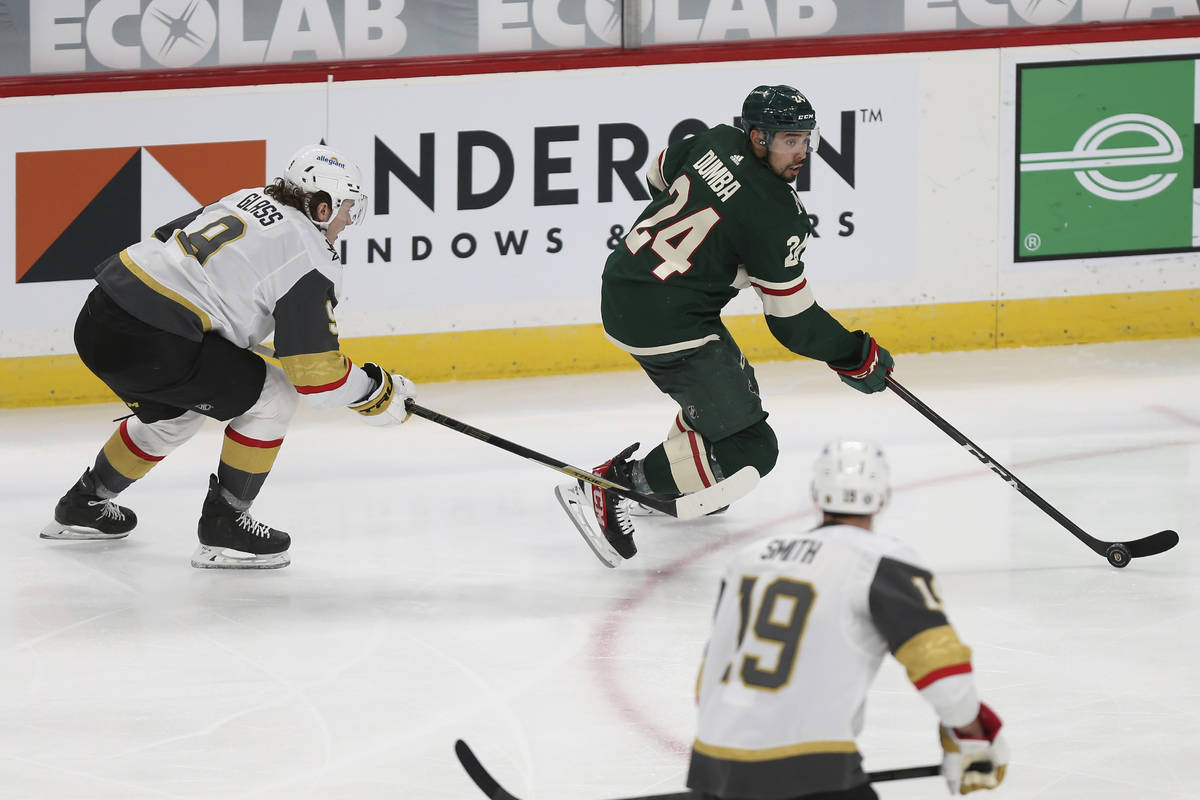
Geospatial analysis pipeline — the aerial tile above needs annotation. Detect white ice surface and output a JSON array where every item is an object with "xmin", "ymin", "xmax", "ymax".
[{"xmin": 2, "ymin": 339, "xmax": 1198, "ymax": 800}]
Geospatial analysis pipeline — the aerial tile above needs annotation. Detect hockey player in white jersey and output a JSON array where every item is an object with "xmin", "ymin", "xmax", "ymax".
[
  {"xmin": 688, "ymin": 441, "xmax": 1008, "ymax": 799},
  {"xmin": 39, "ymin": 144, "xmax": 415, "ymax": 569}
]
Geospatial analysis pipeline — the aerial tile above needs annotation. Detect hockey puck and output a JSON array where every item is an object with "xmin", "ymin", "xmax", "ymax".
[{"xmin": 1105, "ymin": 543, "xmax": 1131, "ymax": 569}]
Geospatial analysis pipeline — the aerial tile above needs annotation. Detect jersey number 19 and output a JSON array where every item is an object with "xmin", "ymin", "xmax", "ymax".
[{"xmin": 721, "ymin": 575, "xmax": 817, "ymax": 691}]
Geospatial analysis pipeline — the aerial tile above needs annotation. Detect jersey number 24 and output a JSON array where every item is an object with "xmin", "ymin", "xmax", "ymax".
[{"xmin": 625, "ymin": 174, "xmax": 721, "ymax": 282}]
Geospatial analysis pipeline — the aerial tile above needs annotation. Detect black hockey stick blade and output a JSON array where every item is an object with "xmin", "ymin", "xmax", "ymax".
[
  {"xmin": 455, "ymin": 739, "xmax": 514, "ymax": 800},
  {"xmin": 454, "ymin": 739, "xmax": 940, "ymax": 800},
  {"xmin": 1125, "ymin": 529, "xmax": 1179, "ymax": 559},
  {"xmin": 885, "ymin": 376, "xmax": 1180, "ymax": 567}
]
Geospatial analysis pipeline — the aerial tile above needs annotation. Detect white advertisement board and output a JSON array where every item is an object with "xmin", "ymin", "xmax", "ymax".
[
  {"xmin": 328, "ymin": 58, "xmax": 920, "ymax": 335},
  {"xmin": 996, "ymin": 38, "xmax": 1200, "ymax": 302},
  {"xmin": 0, "ymin": 57, "xmax": 921, "ymax": 356}
]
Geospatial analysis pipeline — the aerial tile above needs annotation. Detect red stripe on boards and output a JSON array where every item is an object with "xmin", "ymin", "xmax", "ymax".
[{"xmin": 3, "ymin": 20, "xmax": 1199, "ymax": 99}]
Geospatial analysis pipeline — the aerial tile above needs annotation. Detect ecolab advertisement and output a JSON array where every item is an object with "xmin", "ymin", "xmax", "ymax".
[
  {"xmin": 5, "ymin": 0, "xmax": 1197, "ymax": 77},
  {"xmin": 0, "ymin": 58, "xmax": 919, "ymax": 355}
]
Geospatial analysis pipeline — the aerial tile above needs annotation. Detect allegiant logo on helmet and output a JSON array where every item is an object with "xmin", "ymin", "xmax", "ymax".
[{"xmin": 316, "ymin": 154, "xmax": 347, "ymax": 169}]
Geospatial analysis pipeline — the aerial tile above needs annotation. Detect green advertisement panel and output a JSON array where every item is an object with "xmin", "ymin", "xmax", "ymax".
[{"xmin": 1016, "ymin": 55, "xmax": 1198, "ymax": 261}]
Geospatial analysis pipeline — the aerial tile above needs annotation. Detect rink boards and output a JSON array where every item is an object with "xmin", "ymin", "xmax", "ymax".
[{"xmin": 1, "ymin": 36, "xmax": 1197, "ymax": 406}]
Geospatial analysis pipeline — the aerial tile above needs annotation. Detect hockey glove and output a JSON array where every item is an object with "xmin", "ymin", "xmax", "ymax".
[
  {"xmin": 940, "ymin": 703, "xmax": 1009, "ymax": 795},
  {"xmin": 349, "ymin": 362, "xmax": 416, "ymax": 426},
  {"xmin": 829, "ymin": 331, "xmax": 893, "ymax": 394}
]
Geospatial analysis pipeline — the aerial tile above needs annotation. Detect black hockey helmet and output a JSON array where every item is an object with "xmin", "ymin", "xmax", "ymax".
[{"xmin": 741, "ymin": 85, "xmax": 819, "ymax": 149}]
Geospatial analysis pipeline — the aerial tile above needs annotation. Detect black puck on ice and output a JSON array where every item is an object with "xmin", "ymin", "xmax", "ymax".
[{"xmin": 1105, "ymin": 543, "xmax": 1131, "ymax": 569}]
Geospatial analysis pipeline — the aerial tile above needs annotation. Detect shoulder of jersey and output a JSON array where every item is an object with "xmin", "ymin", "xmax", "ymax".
[
  {"xmin": 254, "ymin": 198, "xmax": 340, "ymax": 264},
  {"xmin": 851, "ymin": 527, "xmax": 927, "ymax": 568},
  {"xmin": 704, "ymin": 125, "xmax": 795, "ymax": 205},
  {"xmin": 699, "ymin": 124, "xmax": 751, "ymax": 168},
  {"xmin": 781, "ymin": 525, "xmax": 925, "ymax": 566}
]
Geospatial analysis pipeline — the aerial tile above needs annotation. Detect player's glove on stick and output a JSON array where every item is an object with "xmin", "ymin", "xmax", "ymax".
[
  {"xmin": 940, "ymin": 703, "xmax": 1009, "ymax": 795},
  {"xmin": 349, "ymin": 362, "xmax": 416, "ymax": 426},
  {"xmin": 829, "ymin": 331, "xmax": 893, "ymax": 394}
]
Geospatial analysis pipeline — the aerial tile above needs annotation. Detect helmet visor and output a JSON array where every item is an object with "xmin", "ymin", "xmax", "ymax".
[
  {"xmin": 340, "ymin": 192, "xmax": 369, "ymax": 226},
  {"xmin": 766, "ymin": 127, "xmax": 820, "ymax": 161}
]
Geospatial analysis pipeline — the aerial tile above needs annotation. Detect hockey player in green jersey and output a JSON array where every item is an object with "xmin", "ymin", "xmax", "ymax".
[{"xmin": 558, "ymin": 85, "xmax": 894, "ymax": 565}]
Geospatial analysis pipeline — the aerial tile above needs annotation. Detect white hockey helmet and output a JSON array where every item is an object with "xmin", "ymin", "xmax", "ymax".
[
  {"xmin": 283, "ymin": 144, "xmax": 368, "ymax": 229},
  {"xmin": 810, "ymin": 440, "xmax": 891, "ymax": 515}
]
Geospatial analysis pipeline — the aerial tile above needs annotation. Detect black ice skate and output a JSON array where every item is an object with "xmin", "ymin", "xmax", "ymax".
[
  {"xmin": 554, "ymin": 443, "xmax": 640, "ymax": 568},
  {"xmin": 588, "ymin": 443, "xmax": 639, "ymax": 559},
  {"xmin": 191, "ymin": 475, "xmax": 291, "ymax": 570},
  {"xmin": 39, "ymin": 469, "xmax": 137, "ymax": 540}
]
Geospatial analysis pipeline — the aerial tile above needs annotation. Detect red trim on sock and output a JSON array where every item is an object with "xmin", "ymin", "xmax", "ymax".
[
  {"xmin": 119, "ymin": 419, "xmax": 164, "ymax": 462},
  {"xmin": 675, "ymin": 412, "xmax": 712, "ymax": 488},
  {"xmin": 688, "ymin": 431, "xmax": 713, "ymax": 488},
  {"xmin": 224, "ymin": 426, "xmax": 284, "ymax": 449}
]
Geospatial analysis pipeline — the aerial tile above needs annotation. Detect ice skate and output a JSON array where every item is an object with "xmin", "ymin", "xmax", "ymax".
[
  {"xmin": 587, "ymin": 443, "xmax": 640, "ymax": 558},
  {"xmin": 556, "ymin": 480, "xmax": 623, "ymax": 567},
  {"xmin": 39, "ymin": 469, "xmax": 137, "ymax": 540},
  {"xmin": 191, "ymin": 475, "xmax": 291, "ymax": 569},
  {"xmin": 555, "ymin": 443, "xmax": 640, "ymax": 566}
]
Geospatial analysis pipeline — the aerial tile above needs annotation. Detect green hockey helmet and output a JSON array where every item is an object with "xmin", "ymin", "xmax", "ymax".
[{"xmin": 741, "ymin": 85, "xmax": 820, "ymax": 152}]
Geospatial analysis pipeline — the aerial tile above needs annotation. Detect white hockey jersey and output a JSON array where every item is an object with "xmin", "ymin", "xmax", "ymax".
[
  {"xmin": 94, "ymin": 187, "xmax": 372, "ymax": 407},
  {"xmin": 687, "ymin": 524, "xmax": 980, "ymax": 799}
]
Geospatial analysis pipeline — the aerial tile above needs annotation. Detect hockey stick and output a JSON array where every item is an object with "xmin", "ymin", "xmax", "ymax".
[
  {"xmin": 404, "ymin": 401, "xmax": 757, "ymax": 521},
  {"xmin": 454, "ymin": 739, "xmax": 940, "ymax": 800},
  {"xmin": 251, "ymin": 343, "xmax": 755, "ymax": 520},
  {"xmin": 885, "ymin": 375, "xmax": 1178, "ymax": 568}
]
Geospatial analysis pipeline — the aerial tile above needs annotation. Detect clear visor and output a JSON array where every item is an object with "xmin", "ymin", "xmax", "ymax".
[
  {"xmin": 334, "ymin": 193, "xmax": 368, "ymax": 226},
  {"xmin": 766, "ymin": 128, "xmax": 820, "ymax": 159}
]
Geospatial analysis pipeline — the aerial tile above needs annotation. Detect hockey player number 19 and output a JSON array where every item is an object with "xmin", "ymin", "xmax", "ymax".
[
  {"xmin": 625, "ymin": 175, "xmax": 721, "ymax": 282},
  {"xmin": 722, "ymin": 575, "xmax": 817, "ymax": 691}
]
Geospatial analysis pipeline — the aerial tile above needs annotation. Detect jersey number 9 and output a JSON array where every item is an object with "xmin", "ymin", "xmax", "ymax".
[
  {"xmin": 722, "ymin": 575, "xmax": 817, "ymax": 691},
  {"xmin": 175, "ymin": 214, "xmax": 247, "ymax": 267}
]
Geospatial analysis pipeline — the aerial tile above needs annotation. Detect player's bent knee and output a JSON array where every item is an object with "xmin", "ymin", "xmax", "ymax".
[
  {"xmin": 712, "ymin": 419, "xmax": 778, "ymax": 479},
  {"xmin": 230, "ymin": 364, "xmax": 299, "ymax": 441},
  {"xmin": 266, "ymin": 364, "xmax": 300, "ymax": 424}
]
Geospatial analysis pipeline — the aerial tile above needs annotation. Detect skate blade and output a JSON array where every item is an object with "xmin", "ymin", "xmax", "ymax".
[
  {"xmin": 39, "ymin": 520, "xmax": 130, "ymax": 540},
  {"xmin": 555, "ymin": 482, "xmax": 622, "ymax": 568},
  {"xmin": 190, "ymin": 544, "xmax": 290, "ymax": 570},
  {"xmin": 628, "ymin": 501, "xmax": 667, "ymax": 517}
]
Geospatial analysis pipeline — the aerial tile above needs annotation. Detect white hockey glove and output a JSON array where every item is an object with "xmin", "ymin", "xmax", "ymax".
[
  {"xmin": 348, "ymin": 362, "xmax": 416, "ymax": 426},
  {"xmin": 940, "ymin": 703, "xmax": 1009, "ymax": 795}
]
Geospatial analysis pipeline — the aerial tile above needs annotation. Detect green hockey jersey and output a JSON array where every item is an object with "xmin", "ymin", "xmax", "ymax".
[{"xmin": 601, "ymin": 124, "xmax": 859, "ymax": 363}]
